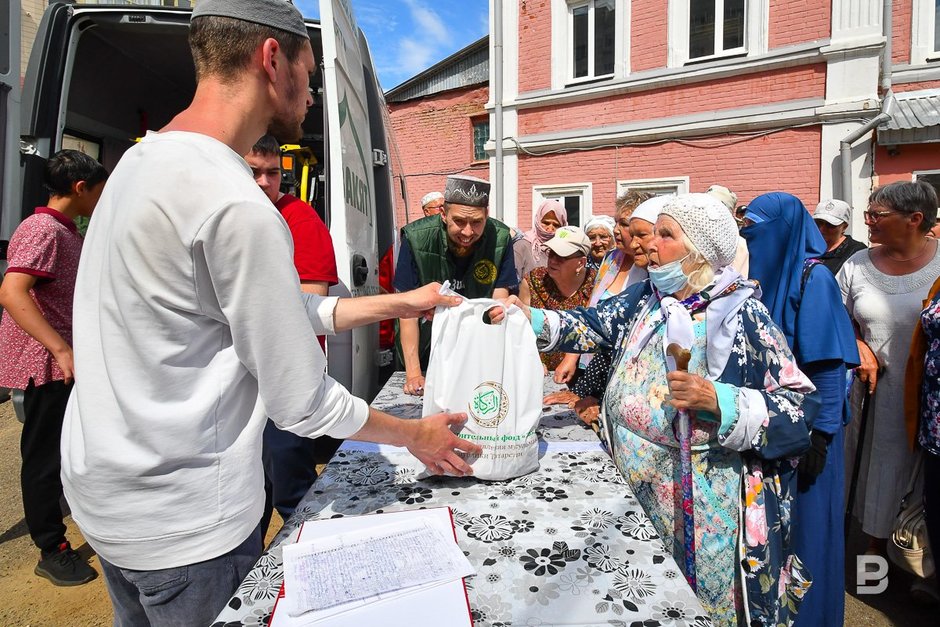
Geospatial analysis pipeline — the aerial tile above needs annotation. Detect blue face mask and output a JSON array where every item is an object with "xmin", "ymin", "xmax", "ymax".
[{"xmin": 648, "ymin": 255, "xmax": 689, "ymax": 295}]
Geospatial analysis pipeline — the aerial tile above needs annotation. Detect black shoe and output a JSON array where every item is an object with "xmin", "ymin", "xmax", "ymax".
[{"xmin": 35, "ymin": 542, "xmax": 97, "ymax": 586}]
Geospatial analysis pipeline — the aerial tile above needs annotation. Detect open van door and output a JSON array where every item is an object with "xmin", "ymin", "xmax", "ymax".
[
  {"xmin": 320, "ymin": 0, "xmax": 395, "ymax": 400},
  {"xmin": 0, "ymin": 0, "xmax": 22, "ymax": 407},
  {"xmin": 0, "ymin": 0, "xmax": 24, "ymax": 246}
]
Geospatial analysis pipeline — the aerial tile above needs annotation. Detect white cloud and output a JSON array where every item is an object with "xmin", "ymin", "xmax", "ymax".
[
  {"xmin": 395, "ymin": 38, "xmax": 435, "ymax": 76},
  {"xmin": 402, "ymin": 0, "xmax": 447, "ymax": 41}
]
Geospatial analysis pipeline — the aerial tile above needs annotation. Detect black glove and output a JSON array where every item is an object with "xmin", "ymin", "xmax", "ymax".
[{"xmin": 798, "ymin": 430, "xmax": 832, "ymax": 485}]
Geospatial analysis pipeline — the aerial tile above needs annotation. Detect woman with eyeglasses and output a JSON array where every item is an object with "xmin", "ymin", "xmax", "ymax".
[
  {"xmin": 838, "ymin": 180, "xmax": 940, "ymax": 560},
  {"xmin": 521, "ymin": 226, "xmax": 596, "ymax": 377}
]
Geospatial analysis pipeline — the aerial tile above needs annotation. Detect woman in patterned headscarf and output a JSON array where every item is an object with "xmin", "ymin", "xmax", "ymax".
[
  {"xmin": 522, "ymin": 198, "xmax": 568, "ymax": 269},
  {"xmin": 502, "ymin": 193, "xmax": 820, "ymax": 626}
]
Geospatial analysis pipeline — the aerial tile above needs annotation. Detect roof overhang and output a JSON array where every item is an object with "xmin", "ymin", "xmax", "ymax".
[{"xmin": 878, "ymin": 90, "xmax": 940, "ymax": 145}]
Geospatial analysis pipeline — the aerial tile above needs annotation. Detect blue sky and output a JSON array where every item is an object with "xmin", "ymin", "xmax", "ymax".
[{"xmin": 294, "ymin": 0, "xmax": 489, "ymax": 91}]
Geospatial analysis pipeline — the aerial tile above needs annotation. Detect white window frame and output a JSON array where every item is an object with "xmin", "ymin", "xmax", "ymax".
[
  {"xmin": 667, "ymin": 0, "xmax": 768, "ymax": 68},
  {"xmin": 532, "ymin": 183, "xmax": 593, "ymax": 229},
  {"xmin": 616, "ymin": 176, "xmax": 690, "ymax": 197},
  {"xmin": 911, "ymin": 0, "xmax": 940, "ymax": 65},
  {"xmin": 552, "ymin": 0, "xmax": 628, "ymax": 89}
]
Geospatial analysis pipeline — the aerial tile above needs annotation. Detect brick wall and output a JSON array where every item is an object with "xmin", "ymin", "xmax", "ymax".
[
  {"xmin": 893, "ymin": 0, "xmax": 912, "ymax": 65},
  {"xmin": 894, "ymin": 80, "xmax": 940, "ymax": 92},
  {"xmin": 515, "ymin": 126, "xmax": 822, "ymax": 229},
  {"xmin": 518, "ymin": 64, "xmax": 827, "ymax": 136},
  {"xmin": 769, "ymin": 0, "xmax": 830, "ymax": 49},
  {"xmin": 388, "ymin": 85, "xmax": 490, "ymax": 228},
  {"xmin": 518, "ymin": 0, "xmax": 552, "ymax": 93},
  {"xmin": 631, "ymin": 1, "xmax": 668, "ymax": 72},
  {"xmin": 875, "ymin": 143, "xmax": 940, "ymax": 185}
]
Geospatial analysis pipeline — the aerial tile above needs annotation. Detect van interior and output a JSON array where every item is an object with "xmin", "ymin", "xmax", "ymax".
[{"xmin": 46, "ymin": 10, "xmax": 327, "ymax": 212}]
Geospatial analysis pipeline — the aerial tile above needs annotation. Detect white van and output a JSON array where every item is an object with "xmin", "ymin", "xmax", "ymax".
[{"xmin": 0, "ymin": 0, "xmax": 404, "ymax": 405}]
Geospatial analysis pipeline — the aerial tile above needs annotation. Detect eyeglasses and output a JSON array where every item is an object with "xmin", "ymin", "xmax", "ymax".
[{"xmin": 863, "ymin": 209, "xmax": 899, "ymax": 223}]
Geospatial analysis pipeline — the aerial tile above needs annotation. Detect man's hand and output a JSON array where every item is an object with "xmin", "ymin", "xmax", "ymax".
[
  {"xmin": 543, "ymin": 390, "xmax": 579, "ymax": 406},
  {"xmin": 402, "ymin": 283, "xmax": 462, "ymax": 321},
  {"xmin": 855, "ymin": 339, "xmax": 879, "ymax": 395},
  {"xmin": 666, "ymin": 371, "xmax": 719, "ymax": 414},
  {"xmin": 404, "ymin": 373, "xmax": 426, "ymax": 396},
  {"xmin": 406, "ymin": 412, "xmax": 482, "ymax": 476},
  {"xmin": 553, "ymin": 354, "xmax": 579, "ymax": 384},
  {"xmin": 53, "ymin": 346, "xmax": 75, "ymax": 385}
]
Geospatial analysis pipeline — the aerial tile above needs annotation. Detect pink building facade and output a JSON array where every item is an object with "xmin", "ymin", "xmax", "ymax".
[
  {"xmin": 484, "ymin": 0, "xmax": 940, "ymax": 239},
  {"xmin": 388, "ymin": 84, "xmax": 490, "ymax": 228},
  {"xmin": 386, "ymin": 37, "xmax": 490, "ymax": 229}
]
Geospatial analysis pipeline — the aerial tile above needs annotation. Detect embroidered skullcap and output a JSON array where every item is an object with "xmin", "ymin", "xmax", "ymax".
[
  {"xmin": 659, "ymin": 193, "xmax": 739, "ymax": 269},
  {"xmin": 583, "ymin": 215, "xmax": 615, "ymax": 236},
  {"xmin": 444, "ymin": 175, "xmax": 490, "ymax": 207},
  {"xmin": 630, "ymin": 195, "xmax": 673, "ymax": 225},
  {"xmin": 192, "ymin": 0, "xmax": 309, "ymax": 39},
  {"xmin": 421, "ymin": 191, "xmax": 444, "ymax": 207},
  {"xmin": 814, "ymin": 199, "xmax": 852, "ymax": 226},
  {"xmin": 706, "ymin": 184, "xmax": 738, "ymax": 212}
]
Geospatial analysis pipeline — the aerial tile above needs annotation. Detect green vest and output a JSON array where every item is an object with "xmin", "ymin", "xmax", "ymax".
[{"xmin": 395, "ymin": 215, "xmax": 511, "ymax": 369}]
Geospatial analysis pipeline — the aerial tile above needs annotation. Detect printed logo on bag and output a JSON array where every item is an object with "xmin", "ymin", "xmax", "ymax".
[
  {"xmin": 469, "ymin": 381, "xmax": 509, "ymax": 428},
  {"xmin": 473, "ymin": 259, "xmax": 497, "ymax": 285}
]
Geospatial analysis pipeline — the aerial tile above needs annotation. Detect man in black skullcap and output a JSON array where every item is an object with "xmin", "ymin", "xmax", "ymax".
[
  {"xmin": 394, "ymin": 174, "xmax": 518, "ymax": 395},
  {"xmin": 60, "ymin": 2, "xmax": 479, "ymax": 623}
]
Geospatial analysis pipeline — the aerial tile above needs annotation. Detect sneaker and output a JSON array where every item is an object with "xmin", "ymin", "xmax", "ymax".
[{"xmin": 35, "ymin": 542, "xmax": 97, "ymax": 586}]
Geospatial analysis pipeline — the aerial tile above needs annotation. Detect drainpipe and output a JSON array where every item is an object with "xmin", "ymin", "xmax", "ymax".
[
  {"xmin": 493, "ymin": 0, "xmax": 504, "ymax": 221},
  {"xmin": 837, "ymin": 0, "xmax": 893, "ymax": 206},
  {"xmin": 839, "ymin": 112, "xmax": 891, "ymax": 205},
  {"xmin": 881, "ymin": 0, "xmax": 892, "ymax": 94}
]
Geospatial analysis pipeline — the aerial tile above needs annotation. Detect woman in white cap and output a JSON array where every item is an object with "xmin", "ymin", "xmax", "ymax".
[
  {"xmin": 503, "ymin": 193, "xmax": 819, "ymax": 625},
  {"xmin": 812, "ymin": 198, "xmax": 867, "ymax": 274},
  {"xmin": 548, "ymin": 191, "xmax": 652, "ymax": 388},
  {"xmin": 583, "ymin": 215, "xmax": 616, "ymax": 271},
  {"xmin": 521, "ymin": 226, "xmax": 596, "ymax": 375},
  {"xmin": 547, "ymin": 195, "xmax": 671, "ymax": 422}
]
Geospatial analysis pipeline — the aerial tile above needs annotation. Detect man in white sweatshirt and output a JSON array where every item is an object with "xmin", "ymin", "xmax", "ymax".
[{"xmin": 60, "ymin": 1, "xmax": 480, "ymax": 624}]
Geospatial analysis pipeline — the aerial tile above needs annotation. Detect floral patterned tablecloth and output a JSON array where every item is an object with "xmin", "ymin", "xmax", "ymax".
[{"xmin": 212, "ymin": 373, "xmax": 713, "ymax": 627}]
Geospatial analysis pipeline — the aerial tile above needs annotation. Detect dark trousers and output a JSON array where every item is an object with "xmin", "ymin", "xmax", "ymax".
[
  {"xmin": 100, "ymin": 528, "xmax": 261, "ymax": 627},
  {"xmin": 21, "ymin": 379, "xmax": 72, "ymax": 554},
  {"xmin": 924, "ymin": 451, "xmax": 940, "ymax": 592},
  {"xmin": 258, "ymin": 420, "xmax": 318, "ymax": 537}
]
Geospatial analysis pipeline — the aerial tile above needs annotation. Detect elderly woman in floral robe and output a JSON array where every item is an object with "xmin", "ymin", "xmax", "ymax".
[{"xmin": 508, "ymin": 194, "xmax": 819, "ymax": 626}]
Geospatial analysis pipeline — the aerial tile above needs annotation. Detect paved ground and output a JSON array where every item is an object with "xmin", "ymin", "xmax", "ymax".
[{"xmin": 0, "ymin": 396, "xmax": 933, "ymax": 625}]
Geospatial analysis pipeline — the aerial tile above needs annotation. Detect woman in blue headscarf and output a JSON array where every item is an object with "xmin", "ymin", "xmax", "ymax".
[{"xmin": 741, "ymin": 192, "xmax": 860, "ymax": 627}]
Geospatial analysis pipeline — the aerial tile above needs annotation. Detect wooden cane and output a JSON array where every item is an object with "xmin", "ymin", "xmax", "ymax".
[{"xmin": 667, "ymin": 342, "xmax": 697, "ymax": 592}]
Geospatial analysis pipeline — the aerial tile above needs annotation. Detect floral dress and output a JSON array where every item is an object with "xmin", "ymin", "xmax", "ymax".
[
  {"xmin": 526, "ymin": 266, "xmax": 596, "ymax": 371},
  {"xmin": 918, "ymin": 290, "xmax": 940, "ymax": 455},
  {"xmin": 535, "ymin": 280, "xmax": 818, "ymax": 627}
]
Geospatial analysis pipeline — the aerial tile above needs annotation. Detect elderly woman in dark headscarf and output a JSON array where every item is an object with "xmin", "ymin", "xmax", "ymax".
[
  {"xmin": 503, "ymin": 193, "xmax": 820, "ymax": 625},
  {"xmin": 741, "ymin": 192, "xmax": 859, "ymax": 627}
]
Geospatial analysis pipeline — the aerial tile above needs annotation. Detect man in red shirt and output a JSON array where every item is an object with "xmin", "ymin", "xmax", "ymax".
[
  {"xmin": 0, "ymin": 150, "xmax": 107, "ymax": 585},
  {"xmin": 244, "ymin": 135, "xmax": 338, "ymax": 535}
]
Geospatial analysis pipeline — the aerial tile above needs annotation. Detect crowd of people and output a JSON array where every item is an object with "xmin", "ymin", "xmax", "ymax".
[
  {"xmin": 399, "ymin": 175, "xmax": 940, "ymax": 625},
  {"xmin": 0, "ymin": 0, "xmax": 937, "ymax": 626}
]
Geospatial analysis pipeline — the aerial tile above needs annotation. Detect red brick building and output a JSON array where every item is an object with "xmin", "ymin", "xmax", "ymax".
[
  {"xmin": 386, "ymin": 37, "xmax": 490, "ymax": 229},
  {"xmin": 490, "ymin": 0, "xmax": 940, "ymax": 237}
]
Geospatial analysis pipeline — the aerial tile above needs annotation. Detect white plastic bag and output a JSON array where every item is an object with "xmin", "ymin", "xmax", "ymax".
[{"xmin": 422, "ymin": 294, "xmax": 543, "ymax": 480}]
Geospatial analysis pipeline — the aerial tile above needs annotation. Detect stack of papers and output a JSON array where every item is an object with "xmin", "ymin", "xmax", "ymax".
[{"xmin": 271, "ymin": 507, "xmax": 474, "ymax": 626}]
